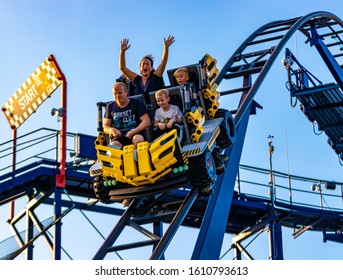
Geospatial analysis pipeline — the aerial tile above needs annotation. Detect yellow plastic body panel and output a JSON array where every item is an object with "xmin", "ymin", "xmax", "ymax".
[
  {"xmin": 123, "ymin": 145, "xmax": 137, "ymax": 177},
  {"xmin": 150, "ymin": 129, "xmax": 178, "ymax": 170},
  {"xmin": 203, "ymin": 53, "xmax": 219, "ymax": 91},
  {"xmin": 95, "ymin": 129, "xmax": 183, "ymax": 186},
  {"xmin": 136, "ymin": 141, "xmax": 152, "ymax": 175},
  {"xmin": 201, "ymin": 54, "xmax": 221, "ymax": 119},
  {"xmin": 186, "ymin": 107, "xmax": 206, "ymax": 143},
  {"xmin": 94, "ymin": 131, "xmax": 106, "ymax": 146},
  {"xmin": 202, "ymin": 88, "xmax": 220, "ymax": 118},
  {"xmin": 191, "ymin": 126, "xmax": 204, "ymax": 143},
  {"xmin": 96, "ymin": 144, "xmax": 123, "ymax": 179}
]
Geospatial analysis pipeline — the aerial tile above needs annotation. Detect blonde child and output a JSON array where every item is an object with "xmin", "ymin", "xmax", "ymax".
[
  {"xmin": 153, "ymin": 89, "xmax": 182, "ymax": 136},
  {"xmin": 173, "ymin": 67, "xmax": 189, "ymax": 85},
  {"xmin": 174, "ymin": 67, "xmax": 198, "ymax": 109}
]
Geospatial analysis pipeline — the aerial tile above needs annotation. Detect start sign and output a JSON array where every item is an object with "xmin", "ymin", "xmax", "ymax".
[{"xmin": 2, "ymin": 56, "xmax": 63, "ymax": 129}]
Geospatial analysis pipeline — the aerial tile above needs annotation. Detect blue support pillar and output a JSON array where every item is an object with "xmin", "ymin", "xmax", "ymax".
[
  {"xmin": 54, "ymin": 187, "xmax": 63, "ymax": 260},
  {"xmin": 234, "ymin": 245, "xmax": 242, "ymax": 260},
  {"xmin": 268, "ymin": 221, "xmax": 283, "ymax": 260},
  {"xmin": 93, "ymin": 198, "xmax": 143, "ymax": 260},
  {"xmin": 153, "ymin": 222, "xmax": 165, "ymax": 260},
  {"xmin": 150, "ymin": 187, "xmax": 199, "ymax": 260},
  {"xmin": 25, "ymin": 206, "xmax": 34, "ymax": 260},
  {"xmin": 192, "ymin": 103, "xmax": 252, "ymax": 260}
]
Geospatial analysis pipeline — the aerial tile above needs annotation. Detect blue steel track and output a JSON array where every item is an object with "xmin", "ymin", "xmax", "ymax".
[{"xmin": 1, "ymin": 11, "xmax": 343, "ymax": 260}]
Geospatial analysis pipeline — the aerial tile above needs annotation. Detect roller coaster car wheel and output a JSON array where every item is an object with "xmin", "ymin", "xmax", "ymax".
[
  {"xmin": 93, "ymin": 176, "xmax": 111, "ymax": 203},
  {"xmin": 215, "ymin": 108, "xmax": 236, "ymax": 149},
  {"xmin": 212, "ymin": 151, "xmax": 225, "ymax": 175},
  {"xmin": 189, "ymin": 151, "xmax": 216, "ymax": 195}
]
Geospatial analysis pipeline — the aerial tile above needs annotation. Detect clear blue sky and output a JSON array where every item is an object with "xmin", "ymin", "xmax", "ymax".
[{"xmin": 1, "ymin": 0, "xmax": 343, "ymax": 260}]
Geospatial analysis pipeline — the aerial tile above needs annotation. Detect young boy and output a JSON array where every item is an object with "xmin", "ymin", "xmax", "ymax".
[
  {"xmin": 153, "ymin": 89, "xmax": 182, "ymax": 138},
  {"xmin": 173, "ymin": 67, "xmax": 198, "ymax": 109},
  {"xmin": 173, "ymin": 67, "xmax": 189, "ymax": 85}
]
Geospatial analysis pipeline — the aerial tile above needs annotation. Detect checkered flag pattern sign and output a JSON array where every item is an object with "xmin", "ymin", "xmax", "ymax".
[{"xmin": 2, "ymin": 57, "xmax": 62, "ymax": 129}]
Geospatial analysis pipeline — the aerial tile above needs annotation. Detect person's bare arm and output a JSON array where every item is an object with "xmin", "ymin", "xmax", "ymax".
[
  {"xmin": 119, "ymin": 38, "xmax": 138, "ymax": 81},
  {"xmin": 154, "ymin": 119, "xmax": 167, "ymax": 130},
  {"xmin": 126, "ymin": 113, "xmax": 150, "ymax": 138},
  {"xmin": 154, "ymin": 35, "xmax": 175, "ymax": 77},
  {"xmin": 103, "ymin": 118, "xmax": 122, "ymax": 138}
]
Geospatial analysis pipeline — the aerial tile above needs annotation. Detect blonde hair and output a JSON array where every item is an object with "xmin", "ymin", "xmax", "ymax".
[
  {"xmin": 173, "ymin": 67, "xmax": 189, "ymax": 77},
  {"xmin": 112, "ymin": 81, "xmax": 128, "ymax": 93},
  {"xmin": 155, "ymin": 89, "xmax": 169, "ymax": 98}
]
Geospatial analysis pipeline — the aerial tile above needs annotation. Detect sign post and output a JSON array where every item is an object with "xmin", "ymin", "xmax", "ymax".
[{"xmin": 2, "ymin": 55, "xmax": 66, "ymax": 259}]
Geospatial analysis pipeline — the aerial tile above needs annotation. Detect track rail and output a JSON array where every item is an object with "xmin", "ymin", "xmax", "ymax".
[{"xmin": 216, "ymin": 11, "xmax": 343, "ymax": 125}]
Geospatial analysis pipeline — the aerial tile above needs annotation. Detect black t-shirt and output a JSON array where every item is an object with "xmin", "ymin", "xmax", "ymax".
[
  {"xmin": 104, "ymin": 98, "xmax": 147, "ymax": 133},
  {"xmin": 133, "ymin": 73, "xmax": 164, "ymax": 103}
]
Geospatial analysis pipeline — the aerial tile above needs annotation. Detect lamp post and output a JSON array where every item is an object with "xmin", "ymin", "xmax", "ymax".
[{"xmin": 268, "ymin": 135, "xmax": 275, "ymax": 205}]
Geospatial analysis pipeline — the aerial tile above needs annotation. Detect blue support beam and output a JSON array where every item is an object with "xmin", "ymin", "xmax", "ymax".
[
  {"xmin": 309, "ymin": 23, "xmax": 343, "ymax": 91},
  {"xmin": 191, "ymin": 102, "xmax": 252, "ymax": 260},
  {"xmin": 323, "ymin": 232, "xmax": 343, "ymax": 243},
  {"xmin": 93, "ymin": 198, "xmax": 143, "ymax": 260},
  {"xmin": 54, "ymin": 187, "xmax": 63, "ymax": 260},
  {"xmin": 153, "ymin": 222, "xmax": 165, "ymax": 260},
  {"xmin": 25, "ymin": 202, "xmax": 34, "ymax": 260},
  {"xmin": 150, "ymin": 187, "xmax": 199, "ymax": 260},
  {"xmin": 268, "ymin": 221, "xmax": 284, "ymax": 260}
]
